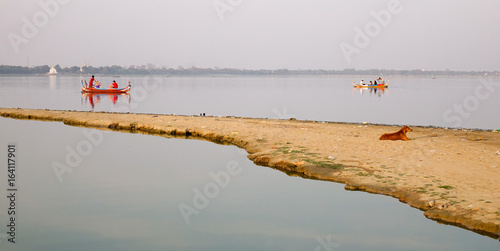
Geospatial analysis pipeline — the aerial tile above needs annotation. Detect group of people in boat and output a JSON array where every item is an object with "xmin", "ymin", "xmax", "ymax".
[
  {"xmin": 87, "ymin": 75, "xmax": 119, "ymax": 89},
  {"xmin": 359, "ymin": 77, "xmax": 385, "ymax": 86}
]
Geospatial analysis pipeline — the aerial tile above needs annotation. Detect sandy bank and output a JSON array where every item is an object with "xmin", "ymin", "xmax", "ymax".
[{"xmin": 1, "ymin": 108, "xmax": 499, "ymax": 239}]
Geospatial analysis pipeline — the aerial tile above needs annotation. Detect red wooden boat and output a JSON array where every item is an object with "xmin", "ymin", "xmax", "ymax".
[{"xmin": 81, "ymin": 81, "xmax": 131, "ymax": 93}]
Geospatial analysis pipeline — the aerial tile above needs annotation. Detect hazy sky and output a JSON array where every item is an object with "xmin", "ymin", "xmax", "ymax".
[{"xmin": 1, "ymin": 0, "xmax": 499, "ymax": 71}]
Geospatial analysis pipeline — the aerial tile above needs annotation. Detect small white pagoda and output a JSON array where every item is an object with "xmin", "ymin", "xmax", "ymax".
[
  {"xmin": 48, "ymin": 66, "xmax": 58, "ymax": 75},
  {"xmin": 80, "ymin": 61, "xmax": 88, "ymax": 73}
]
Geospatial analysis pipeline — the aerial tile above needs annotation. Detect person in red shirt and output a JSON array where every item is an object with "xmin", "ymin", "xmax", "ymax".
[
  {"xmin": 108, "ymin": 80, "xmax": 118, "ymax": 89},
  {"xmin": 88, "ymin": 75, "xmax": 95, "ymax": 88}
]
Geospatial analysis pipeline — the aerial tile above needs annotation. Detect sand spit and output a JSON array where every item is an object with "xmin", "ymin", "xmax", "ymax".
[{"xmin": 1, "ymin": 108, "xmax": 499, "ymax": 239}]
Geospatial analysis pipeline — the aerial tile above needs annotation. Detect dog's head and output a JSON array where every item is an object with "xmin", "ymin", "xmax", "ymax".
[{"xmin": 403, "ymin": 125, "xmax": 412, "ymax": 133}]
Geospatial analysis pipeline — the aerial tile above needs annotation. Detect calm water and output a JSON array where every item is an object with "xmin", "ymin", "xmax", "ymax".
[
  {"xmin": 0, "ymin": 117, "xmax": 498, "ymax": 251},
  {"xmin": 0, "ymin": 75, "xmax": 499, "ymax": 129}
]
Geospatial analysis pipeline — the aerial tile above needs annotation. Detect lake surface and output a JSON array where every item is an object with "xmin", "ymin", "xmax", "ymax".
[
  {"xmin": 0, "ymin": 75, "xmax": 499, "ymax": 130},
  {"xmin": 0, "ymin": 117, "xmax": 498, "ymax": 251}
]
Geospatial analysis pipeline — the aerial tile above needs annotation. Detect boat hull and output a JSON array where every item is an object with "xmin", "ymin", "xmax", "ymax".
[
  {"xmin": 352, "ymin": 80, "xmax": 388, "ymax": 88},
  {"xmin": 353, "ymin": 84, "xmax": 388, "ymax": 88}
]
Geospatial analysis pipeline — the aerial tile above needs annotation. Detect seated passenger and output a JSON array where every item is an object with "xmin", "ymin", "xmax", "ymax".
[
  {"xmin": 377, "ymin": 77, "xmax": 384, "ymax": 85},
  {"xmin": 108, "ymin": 80, "xmax": 118, "ymax": 89}
]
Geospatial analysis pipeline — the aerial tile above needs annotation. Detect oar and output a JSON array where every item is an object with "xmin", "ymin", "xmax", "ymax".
[{"xmin": 81, "ymin": 80, "xmax": 86, "ymax": 88}]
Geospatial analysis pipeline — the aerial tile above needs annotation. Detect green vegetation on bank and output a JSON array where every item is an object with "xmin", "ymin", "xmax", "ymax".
[{"xmin": 0, "ymin": 64, "xmax": 498, "ymax": 76}]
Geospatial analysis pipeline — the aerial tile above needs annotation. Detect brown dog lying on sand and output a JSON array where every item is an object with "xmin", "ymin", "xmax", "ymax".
[{"xmin": 379, "ymin": 125, "xmax": 412, "ymax": 141}]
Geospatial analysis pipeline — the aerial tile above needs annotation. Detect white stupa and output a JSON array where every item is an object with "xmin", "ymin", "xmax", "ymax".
[
  {"xmin": 48, "ymin": 66, "xmax": 58, "ymax": 75},
  {"xmin": 80, "ymin": 61, "xmax": 87, "ymax": 72}
]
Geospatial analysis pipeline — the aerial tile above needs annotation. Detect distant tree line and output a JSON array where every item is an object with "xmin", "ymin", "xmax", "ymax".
[
  {"xmin": 0, "ymin": 65, "xmax": 51, "ymax": 74},
  {"xmin": 0, "ymin": 64, "xmax": 497, "ymax": 76}
]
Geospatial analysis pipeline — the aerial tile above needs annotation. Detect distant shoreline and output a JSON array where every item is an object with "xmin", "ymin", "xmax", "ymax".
[
  {"xmin": 1, "ymin": 108, "xmax": 499, "ymax": 239},
  {"xmin": 1, "ymin": 65, "xmax": 499, "ymax": 77},
  {"xmin": 1, "ymin": 73, "xmax": 499, "ymax": 79}
]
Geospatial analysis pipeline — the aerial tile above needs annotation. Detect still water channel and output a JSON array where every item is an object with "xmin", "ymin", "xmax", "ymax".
[{"xmin": 0, "ymin": 117, "xmax": 498, "ymax": 250}]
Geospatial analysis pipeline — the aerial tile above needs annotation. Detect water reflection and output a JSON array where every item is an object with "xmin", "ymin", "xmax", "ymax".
[
  {"xmin": 81, "ymin": 93, "xmax": 131, "ymax": 110},
  {"xmin": 352, "ymin": 86, "xmax": 389, "ymax": 97},
  {"xmin": 49, "ymin": 75, "xmax": 57, "ymax": 90}
]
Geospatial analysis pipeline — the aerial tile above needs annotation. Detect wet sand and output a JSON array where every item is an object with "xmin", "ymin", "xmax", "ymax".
[{"xmin": 1, "ymin": 108, "xmax": 499, "ymax": 238}]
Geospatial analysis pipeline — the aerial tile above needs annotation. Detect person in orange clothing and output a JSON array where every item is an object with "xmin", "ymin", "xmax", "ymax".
[{"xmin": 108, "ymin": 80, "xmax": 118, "ymax": 89}]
